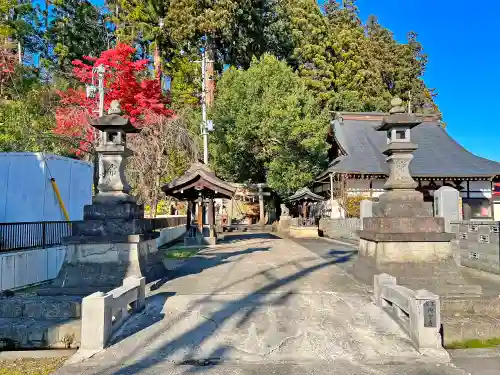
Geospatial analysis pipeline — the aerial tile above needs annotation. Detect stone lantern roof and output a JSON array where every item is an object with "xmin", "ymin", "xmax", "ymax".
[
  {"xmin": 89, "ymin": 100, "xmax": 140, "ymax": 133},
  {"xmin": 376, "ymin": 97, "xmax": 423, "ymax": 132}
]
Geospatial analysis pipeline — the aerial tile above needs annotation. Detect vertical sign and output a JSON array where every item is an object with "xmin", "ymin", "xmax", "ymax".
[{"xmin": 423, "ymin": 300, "xmax": 437, "ymax": 328}]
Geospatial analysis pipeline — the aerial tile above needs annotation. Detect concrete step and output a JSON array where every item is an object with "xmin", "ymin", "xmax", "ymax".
[
  {"xmin": 56, "ymin": 361, "xmax": 472, "ymax": 375},
  {"xmin": 0, "ymin": 296, "xmax": 81, "ymax": 319},
  {"xmin": 0, "ymin": 317, "xmax": 81, "ymax": 349}
]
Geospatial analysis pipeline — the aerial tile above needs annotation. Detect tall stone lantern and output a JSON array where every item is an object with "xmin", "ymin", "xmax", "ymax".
[
  {"xmin": 71, "ymin": 100, "xmax": 146, "ymax": 235},
  {"xmin": 373, "ymin": 97, "xmax": 429, "ymax": 217},
  {"xmin": 59, "ymin": 101, "xmax": 163, "ymax": 292},
  {"xmin": 354, "ymin": 97, "xmax": 481, "ymax": 298},
  {"xmin": 90, "ymin": 100, "xmax": 139, "ymax": 203}
]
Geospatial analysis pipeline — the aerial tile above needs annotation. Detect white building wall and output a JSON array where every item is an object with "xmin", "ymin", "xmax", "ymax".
[
  {"xmin": 0, "ymin": 153, "xmax": 93, "ymax": 222},
  {"xmin": 0, "ymin": 245, "xmax": 66, "ymax": 291},
  {"xmin": 0, "ymin": 226, "xmax": 186, "ymax": 291}
]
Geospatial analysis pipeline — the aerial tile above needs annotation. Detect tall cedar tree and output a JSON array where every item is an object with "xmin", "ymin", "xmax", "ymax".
[{"xmin": 46, "ymin": 0, "xmax": 112, "ymax": 73}]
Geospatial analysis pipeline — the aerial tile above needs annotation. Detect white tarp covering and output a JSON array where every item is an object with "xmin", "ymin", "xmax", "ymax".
[{"xmin": 0, "ymin": 153, "xmax": 93, "ymax": 222}]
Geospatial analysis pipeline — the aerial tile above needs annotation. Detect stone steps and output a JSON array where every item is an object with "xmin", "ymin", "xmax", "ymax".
[
  {"xmin": 0, "ymin": 317, "xmax": 81, "ymax": 349},
  {"xmin": 0, "ymin": 296, "xmax": 82, "ymax": 349},
  {"xmin": 0, "ymin": 296, "xmax": 81, "ymax": 319}
]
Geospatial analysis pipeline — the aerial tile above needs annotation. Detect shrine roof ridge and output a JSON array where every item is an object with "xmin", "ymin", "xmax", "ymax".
[{"xmin": 316, "ymin": 118, "xmax": 500, "ymax": 182}]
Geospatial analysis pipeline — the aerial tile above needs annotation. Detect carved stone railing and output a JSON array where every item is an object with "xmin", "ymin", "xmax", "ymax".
[
  {"xmin": 374, "ymin": 273, "xmax": 442, "ymax": 350},
  {"xmin": 80, "ymin": 276, "xmax": 146, "ymax": 351}
]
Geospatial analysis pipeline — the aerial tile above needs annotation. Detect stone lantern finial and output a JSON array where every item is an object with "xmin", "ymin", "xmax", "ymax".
[
  {"xmin": 389, "ymin": 97, "xmax": 405, "ymax": 114},
  {"xmin": 108, "ymin": 100, "xmax": 122, "ymax": 115}
]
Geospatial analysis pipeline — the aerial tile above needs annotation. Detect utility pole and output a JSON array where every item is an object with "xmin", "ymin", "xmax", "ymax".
[
  {"xmin": 201, "ymin": 48, "xmax": 209, "ymax": 164},
  {"xmin": 86, "ymin": 64, "xmax": 106, "ymax": 193},
  {"xmin": 96, "ymin": 64, "xmax": 106, "ymax": 117},
  {"xmin": 196, "ymin": 38, "xmax": 214, "ymax": 165},
  {"xmin": 408, "ymin": 91, "xmax": 412, "ymax": 114}
]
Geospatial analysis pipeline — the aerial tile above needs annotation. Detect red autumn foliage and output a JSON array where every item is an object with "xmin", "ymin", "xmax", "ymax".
[
  {"xmin": 0, "ymin": 49, "xmax": 17, "ymax": 89},
  {"xmin": 54, "ymin": 44, "xmax": 174, "ymax": 153}
]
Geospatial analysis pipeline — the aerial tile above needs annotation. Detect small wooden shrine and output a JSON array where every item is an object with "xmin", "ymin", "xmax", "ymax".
[
  {"xmin": 162, "ymin": 162, "xmax": 236, "ymax": 245},
  {"xmin": 287, "ymin": 187, "xmax": 324, "ymax": 219}
]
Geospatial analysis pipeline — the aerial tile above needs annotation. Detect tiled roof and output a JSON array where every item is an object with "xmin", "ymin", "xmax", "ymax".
[
  {"xmin": 287, "ymin": 187, "xmax": 325, "ymax": 202},
  {"xmin": 317, "ymin": 118, "xmax": 500, "ymax": 180}
]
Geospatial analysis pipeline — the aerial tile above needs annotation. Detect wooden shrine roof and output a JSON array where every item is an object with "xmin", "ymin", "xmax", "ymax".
[
  {"xmin": 162, "ymin": 162, "xmax": 236, "ymax": 200},
  {"xmin": 287, "ymin": 187, "xmax": 325, "ymax": 203}
]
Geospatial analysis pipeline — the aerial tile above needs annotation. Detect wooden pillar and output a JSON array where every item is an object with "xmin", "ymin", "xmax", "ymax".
[
  {"xmin": 207, "ymin": 199, "xmax": 214, "ymax": 227},
  {"xmin": 258, "ymin": 184, "xmax": 265, "ymax": 225},
  {"xmin": 197, "ymin": 200, "xmax": 203, "ymax": 234},
  {"xmin": 228, "ymin": 198, "xmax": 233, "ymax": 226},
  {"xmin": 330, "ymin": 173, "xmax": 335, "ymax": 218},
  {"xmin": 186, "ymin": 201, "xmax": 191, "ymax": 231},
  {"xmin": 207, "ymin": 198, "xmax": 214, "ymax": 238}
]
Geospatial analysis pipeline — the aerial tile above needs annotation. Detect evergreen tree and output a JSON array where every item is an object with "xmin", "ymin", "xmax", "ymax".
[
  {"xmin": 46, "ymin": 0, "xmax": 112, "ymax": 72},
  {"xmin": 211, "ymin": 54, "xmax": 329, "ymax": 196}
]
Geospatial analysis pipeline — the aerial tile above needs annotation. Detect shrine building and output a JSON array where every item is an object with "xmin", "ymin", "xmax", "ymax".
[{"xmin": 314, "ymin": 112, "xmax": 500, "ymax": 220}]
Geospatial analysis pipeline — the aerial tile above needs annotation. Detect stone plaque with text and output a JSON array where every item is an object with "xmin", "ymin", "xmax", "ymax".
[{"xmin": 424, "ymin": 300, "xmax": 437, "ymax": 328}]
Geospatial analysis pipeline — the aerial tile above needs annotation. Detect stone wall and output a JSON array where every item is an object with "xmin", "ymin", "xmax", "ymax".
[
  {"xmin": 0, "ymin": 246, "xmax": 66, "ymax": 291},
  {"xmin": 449, "ymin": 221, "xmax": 500, "ymax": 275},
  {"xmin": 156, "ymin": 225, "xmax": 186, "ymax": 248},
  {"xmin": 319, "ymin": 218, "xmax": 361, "ymax": 240}
]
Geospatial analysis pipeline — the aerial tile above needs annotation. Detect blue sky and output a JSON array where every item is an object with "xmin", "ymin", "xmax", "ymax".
[
  {"xmin": 87, "ymin": 0, "xmax": 500, "ymax": 161},
  {"xmin": 325, "ymin": 0, "xmax": 500, "ymax": 162}
]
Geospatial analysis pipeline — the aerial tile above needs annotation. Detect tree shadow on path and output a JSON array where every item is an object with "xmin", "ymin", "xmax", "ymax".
[
  {"xmin": 105, "ymin": 250, "xmax": 357, "ymax": 375},
  {"xmin": 150, "ymin": 246, "xmax": 272, "ymax": 291}
]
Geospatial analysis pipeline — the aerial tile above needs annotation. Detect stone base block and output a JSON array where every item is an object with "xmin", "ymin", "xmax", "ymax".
[
  {"xmin": 48, "ymin": 238, "xmax": 164, "ymax": 292},
  {"xmin": 372, "ymin": 190, "xmax": 433, "ymax": 218},
  {"xmin": 349, "ymin": 256, "xmax": 482, "ymax": 298},
  {"xmin": 288, "ymin": 226, "xmax": 319, "ymax": 238},
  {"xmin": 362, "ymin": 217, "xmax": 446, "ymax": 234},
  {"xmin": 359, "ymin": 231, "xmax": 455, "ymax": 243},
  {"xmin": 92, "ymin": 192, "xmax": 136, "ymax": 204},
  {"xmin": 84, "ymin": 202, "xmax": 144, "ymax": 220},
  {"xmin": 359, "ymin": 238, "xmax": 453, "ymax": 263},
  {"xmin": 0, "ymin": 316, "xmax": 81, "ymax": 349},
  {"xmin": 184, "ymin": 236, "xmax": 216, "ymax": 246},
  {"xmin": 70, "ymin": 219, "xmax": 152, "ymax": 238}
]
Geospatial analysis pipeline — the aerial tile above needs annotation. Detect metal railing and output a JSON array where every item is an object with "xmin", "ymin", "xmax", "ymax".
[
  {"xmin": 146, "ymin": 216, "xmax": 187, "ymax": 231},
  {"xmin": 0, "ymin": 216, "xmax": 187, "ymax": 252},
  {"xmin": 0, "ymin": 221, "xmax": 74, "ymax": 252}
]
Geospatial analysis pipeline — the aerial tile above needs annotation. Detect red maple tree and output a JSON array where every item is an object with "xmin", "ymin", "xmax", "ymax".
[
  {"xmin": 0, "ymin": 48, "xmax": 17, "ymax": 97},
  {"xmin": 54, "ymin": 44, "xmax": 174, "ymax": 153}
]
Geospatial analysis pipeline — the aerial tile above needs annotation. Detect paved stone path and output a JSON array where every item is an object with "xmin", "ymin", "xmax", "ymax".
[{"xmin": 56, "ymin": 234, "xmax": 470, "ymax": 375}]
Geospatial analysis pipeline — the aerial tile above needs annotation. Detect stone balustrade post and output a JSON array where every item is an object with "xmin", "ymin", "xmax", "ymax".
[
  {"xmin": 81, "ymin": 292, "xmax": 113, "ymax": 351},
  {"xmin": 373, "ymin": 273, "xmax": 396, "ymax": 307},
  {"xmin": 410, "ymin": 289, "xmax": 441, "ymax": 349},
  {"xmin": 123, "ymin": 276, "xmax": 146, "ymax": 311}
]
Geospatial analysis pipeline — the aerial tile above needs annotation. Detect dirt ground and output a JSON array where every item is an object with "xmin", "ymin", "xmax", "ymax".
[{"xmin": 0, "ymin": 357, "xmax": 67, "ymax": 375}]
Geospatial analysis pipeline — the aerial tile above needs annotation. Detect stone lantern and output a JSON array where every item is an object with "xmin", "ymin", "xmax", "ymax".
[
  {"xmin": 373, "ymin": 97, "xmax": 428, "ymax": 217},
  {"xmin": 354, "ymin": 97, "xmax": 481, "ymax": 298},
  {"xmin": 89, "ymin": 100, "xmax": 139, "ymax": 203}
]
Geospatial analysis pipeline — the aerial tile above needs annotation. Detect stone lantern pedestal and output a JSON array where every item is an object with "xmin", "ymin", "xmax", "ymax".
[
  {"xmin": 352, "ymin": 99, "xmax": 481, "ymax": 298},
  {"xmin": 55, "ymin": 101, "xmax": 163, "ymax": 293}
]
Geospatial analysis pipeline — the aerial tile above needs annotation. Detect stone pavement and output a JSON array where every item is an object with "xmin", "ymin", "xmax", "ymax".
[{"xmin": 56, "ymin": 234, "xmax": 470, "ymax": 375}]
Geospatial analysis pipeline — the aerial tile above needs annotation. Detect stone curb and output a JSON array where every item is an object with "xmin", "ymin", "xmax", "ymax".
[
  {"xmin": 0, "ymin": 349, "xmax": 77, "ymax": 360},
  {"xmin": 448, "ymin": 348, "xmax": 500, "ymax": 358}
]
